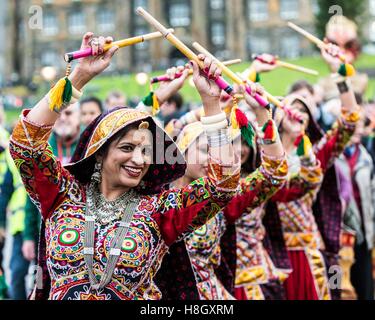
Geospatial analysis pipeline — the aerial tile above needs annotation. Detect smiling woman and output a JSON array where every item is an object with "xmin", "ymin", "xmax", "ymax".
[{"xmin": 8, "ymin": 33, "xmax": 240, "ymax": 300}]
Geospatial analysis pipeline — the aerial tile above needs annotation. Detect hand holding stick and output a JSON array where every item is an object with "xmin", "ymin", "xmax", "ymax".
[
  {"xmin": 64, "ymin": 30, "xmax": 174, "ymax": 62},
  {"xmin": 192, "ymin": 42, "xmax": 303, "ymax": 123},
  {"xmin": 251, "ymin": 54, "xmax": 319, "ymax": 76},
  {"xmin": 151, "ymin": 59, "xmax": 242, "ymax": 84},
  {"xmin": 287, "ymin": 22, "xmax": 348, "ymax": 63}
]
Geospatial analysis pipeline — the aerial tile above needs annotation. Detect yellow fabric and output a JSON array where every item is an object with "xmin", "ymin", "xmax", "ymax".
[{"xmin": 48, "ymin": 78, "xmax": 67, "ymax": 112}]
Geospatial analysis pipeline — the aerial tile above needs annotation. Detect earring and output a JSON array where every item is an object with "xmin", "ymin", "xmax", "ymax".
[{"xmin": 91, "ymin": 162, "xmax": 102, "ymax": 183}]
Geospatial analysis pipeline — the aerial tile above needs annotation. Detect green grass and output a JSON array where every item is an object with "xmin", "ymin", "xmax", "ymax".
[
  {"xmin": 4, "ymin": 54, "xmax": 375, "ymax": 128},
  {"xmin": 86, "ymin": 54, "xmax": 375, "ymax": 102}
]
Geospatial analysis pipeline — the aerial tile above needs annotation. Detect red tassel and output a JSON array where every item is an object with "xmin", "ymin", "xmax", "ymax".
[
  {"xmin": 235, "ymin": 108, "xmax": 249, "ymax": 128},
  {"xmin": 263, "ymin": 120, "xmax": 276, "ymax": 141}
]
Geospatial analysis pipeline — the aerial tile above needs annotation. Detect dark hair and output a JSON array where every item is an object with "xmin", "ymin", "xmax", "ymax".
[
  {"xmin": 354, "ymin": 92, "xmax": 363, "ymax": 106},
  {"xmin": 289, "ymin": 80, "xmax": 314, "ymax": 96},
  {"xmin": 80, "ymin": 97, "xmax": 103, "ymax": 113},
  {"xmin": 166, "ymin": 93, "xmax": 184, "ymax": 110},
  {"xmin": 105, "ymin": 91, "xmax": 126, "ymax": 104}
]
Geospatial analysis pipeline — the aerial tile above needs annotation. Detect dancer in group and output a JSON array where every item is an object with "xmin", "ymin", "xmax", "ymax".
[
  {"xmin": 9, "ymin": 33, "xmax": 241, "ymax": 300},
  {"xmin": 260, "ymin": 43, "xmax": 359, "ymax": 300},
  {"xmin": 155, "ymin": 76, "xmax": 288, "ymax": 299}
]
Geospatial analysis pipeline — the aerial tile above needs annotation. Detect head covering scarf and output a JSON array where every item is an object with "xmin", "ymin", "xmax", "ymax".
[{"xmin": 65, "ymin": 106, "xmax": 186, "ymax": 194}]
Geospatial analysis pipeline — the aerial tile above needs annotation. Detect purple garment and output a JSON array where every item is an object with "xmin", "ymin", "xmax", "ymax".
[{"xmin": 336, "ymin": 162, "xmax": 353, "ymax": 208}]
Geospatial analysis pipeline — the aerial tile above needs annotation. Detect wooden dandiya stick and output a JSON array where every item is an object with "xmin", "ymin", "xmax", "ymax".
[
  {"xmin": 251, "ymin": 54, "xmax": 319, "ymax": 76},
  {"xmin": 192, "ymin": 42, "xmax": 303, "ymax": 123},
  {"xmin": 136, "ymin": 7, "xmax": 238, "ymax": 97},
  {"xmin": 64, "ymin": 30, "xmax": 174, "ymax": 62},
  {"xmin": 287, "ymin": 22, "xmax": 347, "ymax": 62},
  {"xmin": 150, "ymin": 59, "xmax": 242, "ymax": 84},
  {"xmin": 192, "ymin": 42, "xmax": 269, "ymax": 108}
]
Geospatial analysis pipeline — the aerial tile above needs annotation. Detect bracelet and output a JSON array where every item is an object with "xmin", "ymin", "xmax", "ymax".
[
  {"xmin": 180, "ymin": 111, "xmax": 198, "ymax": 126},
  {"xmin": 201, "ymin": 112, "xmax": 227, "ymax": 125},
  {"xmin": 257, "ymin": 137, "xmax": 277, "ymax": 145},
  {"xmin": 203, "ymin": 119, "xmax": 228, "ymax": 133},
  {"xmin": 337, "ymin": 80, "xmax": 349, "ymax": 94},
  {"xmin": 206, "ymin": 131, "xmax": 231, "ymax": 148}
]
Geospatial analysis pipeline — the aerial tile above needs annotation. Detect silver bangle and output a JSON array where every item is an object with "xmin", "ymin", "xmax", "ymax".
[{"xmin": 206, "ymin": 131, "xmax": 231, "ymax": 148}]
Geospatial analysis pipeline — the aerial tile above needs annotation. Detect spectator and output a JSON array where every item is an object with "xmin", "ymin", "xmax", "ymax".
[
  {"xmin": 337, "ymin": 114, "xmax": 375, "ymax": 300},
  {"xmin": 105, "ymin": 91, "xmax": 127, "ymax": 111},
  {"xmin": 79, "ymin": 97, "xmax": 103, "ymax": 127}
]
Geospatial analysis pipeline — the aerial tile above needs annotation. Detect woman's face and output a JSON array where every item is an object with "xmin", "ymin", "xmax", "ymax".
[
  {"xmin": 100, "ymin": 128, "xmax": 152, "ymax": 191},
  {"xmin": 185, "ymin": 135, "xmax": 208, "ymax": 180},
  {"xmin": 281, "ymin": 101, "xmax": 310, "ymax": 139},
  {"xmin": 240, "ymin": 140, "xmax": 251, "ymax": 165},
  {"xmin": 81, "ymin": 102, "xmax": 102, "ymax": 127}
]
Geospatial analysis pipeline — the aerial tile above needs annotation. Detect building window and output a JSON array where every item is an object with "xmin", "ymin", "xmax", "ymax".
[
  {"xmin": 131, "ymin": 0, "xmax": 151, "ymax": 70},
  {"xmin": 280, "ymin": 0, "xmax": 299, "ymax": 20},
  {"xmin": 280, "ymin": 35, "xmax": 300, "ymax": 58},
  {"xmin": 370, "ymin": 21, "xmax": 375, "ymax": 41},
  {"xmin": 43, "ymin": 12, "xmax": 58, "ymax": 36},
  {"xmin": 248, "ymin": 34, "xmax": 270, "ymax": 55},
  {"xmin": 168, "ymin": 1, "xmax": 191, "ymax": 27},
  {"xmin": 97, "ymin": 8, "xmax": 115, "ymax": 33},
  {"xmin": 248, "ymin": 0, "xmax": 269, "ymax": 22},
  {"xmin": 311, "ymin": 0, "xmax": 319, "ymax": 15},
  {"xmin": 210, "ymin": 0, "xmax": 224, "ymax": 10},
  {"xmin": 370, "ymin": 0, "xmax": 375, "ymax": 16},
  {"xmin": 211, "ymin": 22, "xmax": 226, "ymax": 46},
  {"xmin": 41, "ymin": 50, "xmax": 59, "ymax": 66},
  {"xmin": 68, "ymin": 10, "xmax": 86, "ymax": 35}
]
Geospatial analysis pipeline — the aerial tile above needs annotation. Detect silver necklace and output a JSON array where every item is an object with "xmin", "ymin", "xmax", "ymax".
[
  {"xmin": 86, "ymin": 182, "xmax": 136, "ymax": 225},
  {"xmin": 84, "ymin": 181, "xmax": 139, "ymax": 291}
]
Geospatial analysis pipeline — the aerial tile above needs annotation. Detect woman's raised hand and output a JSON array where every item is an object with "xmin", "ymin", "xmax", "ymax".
[
  {"xmin": 191, "ymin": 54, "xmax": 222, "ymax": 116},
  {"xmin": 70, "ymin": 32, "xmax": 119, "ymax": 89}
]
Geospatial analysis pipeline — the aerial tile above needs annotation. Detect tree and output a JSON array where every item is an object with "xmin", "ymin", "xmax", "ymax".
[{"xmin": 315, "ymin": 0, "xmax": 366, "ymax": 39}]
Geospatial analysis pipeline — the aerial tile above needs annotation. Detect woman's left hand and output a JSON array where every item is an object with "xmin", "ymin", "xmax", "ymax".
[
  {"xmin": 191, "ymin": 54, "xmax": 222, "ymax": 116},
  {"xmin": 321, "ymin": 40, "xmax": 342, "ymax": 73},
  {"xmin": 69, "ymin": 33, "xmax": 119, "ymax": 90}
]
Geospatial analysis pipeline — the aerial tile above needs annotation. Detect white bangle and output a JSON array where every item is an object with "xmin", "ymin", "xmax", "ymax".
[
  {"xmin": 72, "ymin": 85, "xmax": 83, "ymax": 100},
  {"xmin": 180, "ymin": 111, "xmax": 198, "ymax": 125},
  {"xmin": 201, "ymin": 112, "xmax": 227, "ymax": 125},
  {"xmin": 203, "ymin": 119, "xmax": 228, "ymax": 134}
]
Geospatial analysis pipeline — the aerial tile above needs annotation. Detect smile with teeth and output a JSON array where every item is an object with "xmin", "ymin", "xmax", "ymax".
[{"xmin": 121, "ymin": 165, "xmax": 143, "ymax": 177}]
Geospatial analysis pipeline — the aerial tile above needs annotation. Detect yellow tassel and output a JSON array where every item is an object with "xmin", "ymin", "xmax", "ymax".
[
  {"xmin": 230, "ymin": 98, "xmax": 239, "ymax": 130},
  {"xmin": 345, "ymin": 64, "xmax": 356, "ymax": 77},
  {"xmin": 303, "ymin": 135, "xmax": 312, "ymax": 155},
  {"xmin": 152, "ymin": 92, "xmax": 160, "ymax": 116},
  {"xmin": 49, "ymin": 78, "xmax": 67, "ymax": 112}
]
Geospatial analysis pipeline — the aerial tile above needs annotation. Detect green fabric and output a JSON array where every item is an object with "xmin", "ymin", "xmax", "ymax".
[
  {"xmin": 338, "ymin": 63, "xmax": 347, "ymax": 77},
  {"xmin": 241, "ymin": 124, "xmax": 255, "ymax": 148},
  {"xmin": 5, "ymin": 149, "xmax": 27, "ymax": 235},
  {"xmin": 0, "ymin": 274, "xmax": 7, "ymax": 300},
  {"xmin": 142, "ymin": 92, "xmax": 154, "ymax": 107},
  {"xmin": 255, "ymin": 72, "xmax": 261, "ymax": 83},
  {"xmin": 0, "ymin": 127, "xmax": 27, "ymax": 235},
  {"xmin": 62, "ymin": 77, "xmax": 73, "ymax": 104},
  {"xmin": 23, "ymin": 197, "xmax": 40, "ymax": 242}
]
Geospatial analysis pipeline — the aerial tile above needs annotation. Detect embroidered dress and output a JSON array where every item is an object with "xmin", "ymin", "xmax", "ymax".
[
  {"xmin": 9, "ymin": 109, "xmax": 240, "ymax": 300},
  {"xmin": 279, "ymin": 112, "xmax": 358, "ymax": 300},
  {"xmin": 155, "ymin": 122, "xmax": 288, "ymax": 300},
  {"xmin": 184, "ymin": 153, "xmax": 288, "ymax": 300}
]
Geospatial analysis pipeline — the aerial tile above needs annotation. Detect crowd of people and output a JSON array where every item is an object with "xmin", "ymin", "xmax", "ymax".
[{"xmin": 0, "ymin": 15, "xmax": 374, "ymax": 301}]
